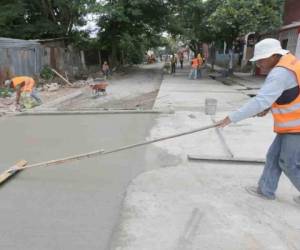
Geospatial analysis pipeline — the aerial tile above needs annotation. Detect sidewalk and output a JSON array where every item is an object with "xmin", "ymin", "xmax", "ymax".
[
  {"xmin": 208, "ymin": 64, "xmax": 266, "ymax": 96},
  {"xmin": 112, "ymin": 64, "xmax": 300, "ymax": 250}
]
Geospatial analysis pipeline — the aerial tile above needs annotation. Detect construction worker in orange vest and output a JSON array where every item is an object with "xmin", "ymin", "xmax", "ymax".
[
  {"xmin": 5, "ymin": 76, "xmax": 42, "ymax": 110},
  {"xmin": 218, "ymin": 38, "xmax": 300, "ymax": 205},
  {"xmin": 188, "ymin": 54, "xmax": 200, "ymax": 80},
  {"xmin": 197, "ymin": 53, "xmax": 203, "ymax": 78}
]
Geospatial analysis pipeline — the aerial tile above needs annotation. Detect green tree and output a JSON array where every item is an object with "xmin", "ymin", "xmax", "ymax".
[
  {"xmin": 208, "ymin": 0, "xmax": 284, "ymax": 47},
  {"xmin": 95, "ymin": 0, "xmax": 172, "ymax": 65},
  {"xmin": 166, "ymin": 0, "xmax": 223, "ymax": 55},
  {"xmin": 165, "ymin": 0, "xmax": 283, "ymax": 55},
  {"xmin": 0, "ymin": 0, "xmax": 92, "ymax": 39}
]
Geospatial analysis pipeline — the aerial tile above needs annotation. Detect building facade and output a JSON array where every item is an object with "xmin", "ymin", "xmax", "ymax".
[{"xmin": 279, "ymin": 0, "xmax": 300, "ymax": 58}]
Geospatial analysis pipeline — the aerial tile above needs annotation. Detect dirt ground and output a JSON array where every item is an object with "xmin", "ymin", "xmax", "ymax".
[
  {"xmin": 60, "ymin": 64, "xmax": 163, "ymax": 110},
  {"xmin": 0, "ymin": 64, "xmax": 163, "ymax": 113}
]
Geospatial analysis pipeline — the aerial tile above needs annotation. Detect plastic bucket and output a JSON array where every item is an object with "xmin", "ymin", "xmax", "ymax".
[{"xmin": 205, "ymin": 98, "xmax": 217, "ymax": 115}]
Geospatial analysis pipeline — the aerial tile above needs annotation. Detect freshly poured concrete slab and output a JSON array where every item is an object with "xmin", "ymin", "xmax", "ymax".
[
  {"xmin": 113, "ymin": 68, "xmax": 300, "ymax": 249},
  {"xmin": 113, "ymin": 163, "xmax": 300, "ymax": 250},
  {"xmin": 155, "ymin": 76, "xmax": 249, "ymax": 111},
  {"xmin": 112, "ymin": 110, "xmax": 300, "ymax": 250},
  {"xmin": 0, "ymin": 113, "xmax": 162, "ymax": 250},
  {"xmin": 212, "ymin": 112, "xmax": 275, "ymax": 159},
  {"xmin": 146, "ymin": 111, "xmax": 226, "ymax": 161},
  {"xmin": 159, "ymin": 76, "xmax": 240, "ymax": 92},
  {"xmin": 154, "ymin": 92, "xmax": 248, "ymax": 111}
]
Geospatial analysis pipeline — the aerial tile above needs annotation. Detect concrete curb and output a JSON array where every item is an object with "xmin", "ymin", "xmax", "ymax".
[{"xmin": 15, "ymin": 109, "xmax": 175, "ymax": 116}]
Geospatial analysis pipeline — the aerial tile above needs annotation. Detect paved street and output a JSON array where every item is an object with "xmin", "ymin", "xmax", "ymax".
[{"xmin": 112, "ymin": 64, "xmax": 300, "ymax": 250}]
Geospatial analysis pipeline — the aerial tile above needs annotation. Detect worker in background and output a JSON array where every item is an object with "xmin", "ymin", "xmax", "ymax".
[
  {"xmin": 170, "ymin": 54, "xmax": 177, "ymax": 74},
  {"xmin": 197, "ymin": 53, "xmax": 203, "ymax": 79},
  {"xmin": 5, "ymin": 76, "xmax": 42, "ymax": 110},
  {"xmin": 179, "ymin": 52, "xmax": 184, "ymax": 69},
  {"xmin": 218, "ymin": 38, "xmax": 300, "ymax": 205},
  {"xmin": 102, "ymin": 61, "xmax": 110, "ymax": 79},
  {"xmin": 188, "ymin": 54, "xmax": 199, "ymax": 80}
]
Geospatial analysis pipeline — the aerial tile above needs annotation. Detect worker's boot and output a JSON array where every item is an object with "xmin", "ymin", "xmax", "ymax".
[
  {"xmin": 293, "ymin": 196, "xmax": 300, "ymax": 205},
  {"xmin": 245, "ymin": 186, "xmax": 275, "ymax": 200}
]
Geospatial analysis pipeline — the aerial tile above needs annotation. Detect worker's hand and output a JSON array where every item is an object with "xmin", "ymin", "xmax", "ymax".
[
  {"xmin": 256, "ymin": 108, "xmax": 270, "ymax": 117},
  {"xmin": 216, "ymin": 116, "xmax": 232, "ymax": 128}
]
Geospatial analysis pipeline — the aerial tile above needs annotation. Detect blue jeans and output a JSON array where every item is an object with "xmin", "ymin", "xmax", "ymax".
[
  {"xmin": 30, "ymin": 88, "xmax": 42, "ymax": 104},
  {"xmin": 197, "ymin": 68, "xmax": 202, "ymax": 79},
  {"xmin": 188, "ymin": 69, "xmax": 197, "ymax": 80},
  {"xmin": 258, "ymin": 134, "xmax": 300, "ymax": 199}
]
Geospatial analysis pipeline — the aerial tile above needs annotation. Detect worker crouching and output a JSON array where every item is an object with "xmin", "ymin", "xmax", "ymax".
[{"xmin": 5, "ymin": 76, "xmax": 42, "ymax": 110}]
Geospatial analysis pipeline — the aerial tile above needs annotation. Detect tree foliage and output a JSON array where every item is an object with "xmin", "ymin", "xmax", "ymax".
[
  {"xmin": 0, "ymin": 0, "xmax": 92, "ymax": 39},
  {"xmin": 94, "ymin": 0, "xmax": 172, "ymax": 64},
  {"xmin": 208, "ymin": 0, "xmax": 284, "ymax": 46},
  {"xmin": 167, "ymin": 0, "xmax": 283, "ymax": 53},
  {"xmin": 0, "ymin": 0, "xmax": 285, "ymax": 65}
]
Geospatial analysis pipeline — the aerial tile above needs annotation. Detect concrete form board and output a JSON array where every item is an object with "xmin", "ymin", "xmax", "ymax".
[{"xmin": 0, "ymin": 113, "xmax": 158, "ymax": 250}]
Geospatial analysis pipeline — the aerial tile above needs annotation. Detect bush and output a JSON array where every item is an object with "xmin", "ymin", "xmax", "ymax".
[{"xmin": 40, "ymin": 66, "xmax": 54, "ymax": 80}]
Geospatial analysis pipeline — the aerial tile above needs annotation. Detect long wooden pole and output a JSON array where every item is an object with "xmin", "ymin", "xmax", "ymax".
[
  {"xmin": 0, "ymin": 160, "xmax": 28, "ymax": 184},
  {"xmin": 50, "ymin": 68, "xmax": 73, "ymax": 86},
  {"xmin": 1, "ymin": 123, "xmax": 217, "ymax": 181}
]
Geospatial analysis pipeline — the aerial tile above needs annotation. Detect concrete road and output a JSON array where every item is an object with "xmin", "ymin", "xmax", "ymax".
[
  {"xmin": 111, "ymin": 65, "xmax": 300, "ymax": 250},
  {"xmin": 61, "ymin": 64, "xmax": 163, "ymax": 110},
  {"xmin": 0, "ymin": 113, "xmax": 168, "ymax": 250}
]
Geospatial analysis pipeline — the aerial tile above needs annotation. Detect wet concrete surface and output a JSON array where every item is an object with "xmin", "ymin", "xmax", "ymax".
[{"xmin": 0, "ymin": 114, "xmax": 175, "ymax": 250}]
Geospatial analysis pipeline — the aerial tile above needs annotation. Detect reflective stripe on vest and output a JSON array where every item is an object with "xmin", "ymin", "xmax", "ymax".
[
  {"xmin": 272, "ymin": 101, "xmax": 300, "ymax": 114},
  {"xmin": 12, "ymin": 76, "xmax": 35, "ymax": 93},
  {"xmin": 274, "ymin": 118, "xmax": 300, "ymax": 128},
  {"xmin": 271, "ymin": 54, "xmax": 300, "ymax": 133}
]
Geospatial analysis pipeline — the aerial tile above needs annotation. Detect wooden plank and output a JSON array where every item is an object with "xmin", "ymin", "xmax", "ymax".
[
  {"xmin": 50, "ymin": 68, "xmax": 73, "ymax": 86},
  {"xmin": 188, "ymin": 154, "xmax": 265, "ymax": 164},
  {"xmin": 0, "ymin": 160, "xmax": 28, "ymax": 185}
]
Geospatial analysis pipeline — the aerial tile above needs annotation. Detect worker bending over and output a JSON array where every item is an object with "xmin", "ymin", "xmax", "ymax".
[
  {"xmin": 5, "ymin": 76, "xmax": 42, "ymax": 110},
  {"xmin": 218, "ymin": 38, "xmax": 300, "ymax": 205}
]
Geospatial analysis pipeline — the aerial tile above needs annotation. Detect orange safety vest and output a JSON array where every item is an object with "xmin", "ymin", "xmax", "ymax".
[
  {"xmin": 271, "ymin": 54, "xmax": 300, "ymax": 133},
  {"xmin": 191, "ymin": 58, "xmax": 199, "ymax": 69},
  {"xmin": 12, "ymin": 76, "xmax": 35, "ymax": 93}
]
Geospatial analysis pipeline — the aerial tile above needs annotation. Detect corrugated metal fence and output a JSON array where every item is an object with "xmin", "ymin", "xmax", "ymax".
[
  {"xmin": 0, "ymin": 38, "xmax": 43, "ymax": 79},
  {"xmin": 0, "ymin": 37, "xmax": 98, "ymax": 84}
]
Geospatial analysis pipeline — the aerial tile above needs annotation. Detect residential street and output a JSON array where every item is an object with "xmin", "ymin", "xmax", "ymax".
[
  {"xmin": 60, "ymin": 64, "xmax": 164, "ymax": 110},
  {"xmin": 1, "ymin": 1, "xmax": 300, "ymax": 249},
  {"xmin": 0, "ymin": 64, "xmax": 167, "ymax": 250},
  {"xmin": 110, "ymin": 63, "xmax": 300, "ymax": 250},
  {"xmin": 1, "ymin": 62, "xmax": 300, "ymax": 250}
]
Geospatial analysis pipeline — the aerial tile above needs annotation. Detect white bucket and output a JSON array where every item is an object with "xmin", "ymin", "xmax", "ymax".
[{"xmin": 205, "ymin": 98, "xmax": 217, "ymax": 115}]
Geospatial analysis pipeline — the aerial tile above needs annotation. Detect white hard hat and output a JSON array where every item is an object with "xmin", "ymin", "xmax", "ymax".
[
  {"xmin": 4, "ymin": 80, "xmax": 11, "ymax": 87},
  {"xmin": 250, "ymin": 38, "xmax": 289, "ymax": 62}
]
